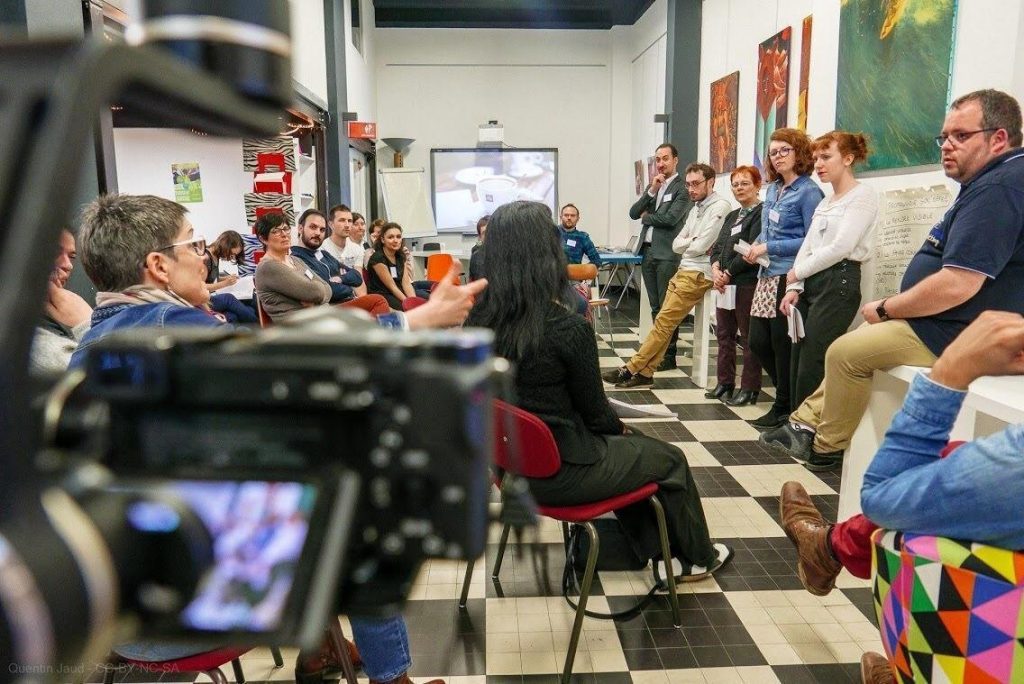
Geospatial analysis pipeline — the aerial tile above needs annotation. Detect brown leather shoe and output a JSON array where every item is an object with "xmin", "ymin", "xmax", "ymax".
[
  {"xmin": 779, "ymin": 481, "xmax": 842, "ymax": 596},
  {"xmin": 370, "ymin": 675, "xmax": 445, "ymax": 684},
  {"xmin": 295, "ymin": 635, "xmax": 361, "ymax": 684},
  {"xmin": 860, "ymin": 651, "xmax": 896, "ymax": 684}
]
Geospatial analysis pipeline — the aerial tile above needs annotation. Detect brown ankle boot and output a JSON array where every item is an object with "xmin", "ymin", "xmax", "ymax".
[
  {"xmin": 370, "ymin": 675, "xmax": 445, "ymax": 684},
  {"xmin": 860, "ymin": 651, "xmax": 896, "ymax": 683},
  {"xmin": 779, "ymin": 481, "xmax": 842, "ymax": 596},
  {"xmin": 295, "ymin": 634, "xmax": 362, "ymax": 684}
]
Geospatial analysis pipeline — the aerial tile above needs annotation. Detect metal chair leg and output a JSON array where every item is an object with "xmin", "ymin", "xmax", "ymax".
[
  {"xmin": 270, "ymin": 646, "xmax": 284, "ymax": 668},
  {"xmin": 459, "ymin": 558, "xmax": 475, "ymax": 609},
  {"xmin": 492, "ymin": 523, "xmax": 511, "ymax": 579},
  {"xmin": 230, "ymin": 658, "xmax": 246, "ymax": 684},
  {"xmin": 649, "ymin": 496, "xmax": 681, "ymax": 627},
  {"xmin": 327, "ymin": 618, "xmax": 360, "ymax": 684},
  {"xmin": 208, "ymin": 667, "xmax": 229, "ymax": 684},
  {"xmin": 561, "ymin": 521, "xmax": 599, "ymax": 684}
]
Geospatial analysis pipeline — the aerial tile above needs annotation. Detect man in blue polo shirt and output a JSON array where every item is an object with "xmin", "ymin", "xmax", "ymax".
[
  {"xmin": 557, "ymin": 204, "xmax": 603, "ymax": 266},
  {"xmin": 763, "ymin": 89, "xmax": 1024, "ymax": 471}
]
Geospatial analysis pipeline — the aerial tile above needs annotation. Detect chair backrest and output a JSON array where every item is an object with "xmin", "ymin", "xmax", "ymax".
[
  {"xmin": 872, "ymin": 530, "xmax": 1024, "ymax": 683},
  {"xmin": 493, "ymin": 399, "xmax": 561, "ymax": 479},
  {"xmin": 402, "ymin": 296, "xmax": 428, "ymax": 311},
  {"xmin": 567, "ymin": 263, "xmax": 598, "ymax": 282},
  {"xmin": 627, "ymin": 233, "xmax": 640, "ymax": 255},
  {"xmin": 254, "ymin": 294, "xmax": 272, "ymax": 328},
  {"xmin": 426, "ymin": 253, "xmax": 458, "ymax": 283}
]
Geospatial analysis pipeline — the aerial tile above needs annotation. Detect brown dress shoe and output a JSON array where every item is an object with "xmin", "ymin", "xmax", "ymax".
[
  {"xmin": 860, "ymin": 651, "xmax": 896, "ymax": 684},
  {"xmin": 295, "ymin": 635, "xmax": 362, "ymax": 684},
  {"xmin": 779, "ymin": 481, "xmax": 842, "ymax": 596},
  {"xmin": 370, "ymin": 675, "xmax": 445, "ymax": 684}
]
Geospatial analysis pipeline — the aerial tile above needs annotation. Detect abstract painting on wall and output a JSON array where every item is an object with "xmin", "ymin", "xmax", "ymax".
[
  {"xmin": 837, "ymin": 0, "xmax": 958, "ymax": 172},
  {"xmin": 798, "ymin": 16, "xmax": 812, "ymax": 131},
  {"xmin": 710, "ymin": 71, "xmax": 739, "ymax": 173},
  {"xmin": 754, "ymin": 27, "xmax": 791, "ymax": 171}
]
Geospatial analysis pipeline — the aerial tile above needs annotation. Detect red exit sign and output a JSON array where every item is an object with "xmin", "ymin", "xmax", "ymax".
[{"xmin": 347, "ymin": 121, "xmax": 377, "ymax": 139}]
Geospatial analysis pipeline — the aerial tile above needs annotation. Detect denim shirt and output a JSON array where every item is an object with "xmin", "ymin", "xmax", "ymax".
[
  {"xmin": 756, "ymin": 174, "xmax": 823, "ymax": 277},
  {"xmin": 861, "ymin": 373, "xmax": 1024, "ymax": 549}
]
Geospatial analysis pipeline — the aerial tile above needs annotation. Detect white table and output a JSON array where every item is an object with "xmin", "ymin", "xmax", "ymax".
[{"xmin": 838, "ymin": 366, "xmax": 1024, "ymax": 520}]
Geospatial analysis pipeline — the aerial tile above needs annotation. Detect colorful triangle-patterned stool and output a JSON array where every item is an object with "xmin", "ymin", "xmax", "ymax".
[{"xmin": 872, "ymin": 530, "xmax": 1024, "ymax": 683}]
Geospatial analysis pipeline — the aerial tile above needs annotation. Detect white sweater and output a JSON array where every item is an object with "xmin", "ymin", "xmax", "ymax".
[
  {"xmin": 789, "ymin": 183, "xmax": 879, "ymax": 290},
  {"xmin": 672, "ymin": 191, "xmax": 733, "ymax": 276}
]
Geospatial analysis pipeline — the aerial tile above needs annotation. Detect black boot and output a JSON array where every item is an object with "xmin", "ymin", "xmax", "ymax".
[
  {"xmin": 725, "ymin": 389, "xmax": 760, "ymax": 406},
  {"xmin": 703, "ymin": 383, "xmax": 734, "ymax": 400}
]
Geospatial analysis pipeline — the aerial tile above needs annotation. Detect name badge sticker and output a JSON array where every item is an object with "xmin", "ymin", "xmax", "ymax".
[
  {"xmin": 769, "ymin": 209, "xmax": 781, "ymax": 223},
  {"xmin": 663, "ymin": 193, "xmax": 673, "ymax": 202},
  {"xmin": 567, "ymin": 239, "xmax": 577, "ymax": 247},
  {"xmin": 304, "ymin": 269, "xmax": 315, "ymax": 280},
  {"xmin": 730, "ymin": 226, "xmax": 742, "ymax": 235},
  {"xmin": 390, "ymin": 266, "xmax": 399, "ymax": 278}
]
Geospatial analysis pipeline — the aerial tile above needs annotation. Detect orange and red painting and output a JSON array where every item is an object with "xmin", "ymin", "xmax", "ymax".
[
  {"xmin": 710, "ymin": 71, "xmax": 739, "ymax": 174},
  {"xmin": 754, "ymin": 27, "xmax": 791, "ymax": 171}
]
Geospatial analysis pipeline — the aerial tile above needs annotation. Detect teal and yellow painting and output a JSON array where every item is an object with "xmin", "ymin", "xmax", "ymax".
[{"xmin": 836, "ymin": 0, "xmax": 958, "ymax": 172}]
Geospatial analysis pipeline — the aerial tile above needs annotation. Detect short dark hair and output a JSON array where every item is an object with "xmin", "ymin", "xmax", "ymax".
[
  {"xmin": 476, "ymin": 215, "xmax": 490, "ymax": 236},
  {"xmin": 560, "ymin": 203, "xmax": 579, "ymax": 215},
  {"xmin": 951, "ymin": 89, "xmax": 1023, "ymax": 147},
  {"xmin": 254, "ymin": 212, "xmax": 289, "ymax": 242},
  {"xmin": 79, "ymin": 194, "xmax": 188, "ymax": 292},
  {"xmin": 656, "ymin": 143, "xmax": 678, "ymax": 158},
  {"xmin": 684, "ymin": 163, "xmax": 716, "ymax": 180},
  {"xmin": 298, "ymin": 209, "xmax": 326, "ymax": 227},
  {"xmin": 352, "ymin": 212, "xmax": 365, "ymax": 224},
  {"xmin": 328, "ymin": 204, "xmax": 351, "ymax": 220}
]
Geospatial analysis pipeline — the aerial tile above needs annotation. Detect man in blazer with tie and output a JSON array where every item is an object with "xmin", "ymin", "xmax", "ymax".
[{"xmin": 630, "ymin": 143, "xmax": 693, "ymax": 369}]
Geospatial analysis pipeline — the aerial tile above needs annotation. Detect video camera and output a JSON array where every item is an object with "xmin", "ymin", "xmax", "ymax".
[{"xmin": 53, "ymin": 313, "xmax": 497, "ymax": 647}]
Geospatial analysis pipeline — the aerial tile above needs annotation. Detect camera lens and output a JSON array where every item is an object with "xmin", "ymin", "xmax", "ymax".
[{"xmin": 127, "ymin": 0, "xmax": 292, "ymax": 108}]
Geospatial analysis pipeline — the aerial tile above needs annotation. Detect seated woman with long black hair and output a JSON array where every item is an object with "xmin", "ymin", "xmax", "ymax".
[{"xmin": 466, "ymin": 200, "xmax": 733, "ymax": 583}]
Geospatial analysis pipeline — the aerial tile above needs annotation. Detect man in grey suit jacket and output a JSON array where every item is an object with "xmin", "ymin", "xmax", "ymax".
[{"xmin": 629, "ymin": 143, "xmax": 693, "ymax": 369}]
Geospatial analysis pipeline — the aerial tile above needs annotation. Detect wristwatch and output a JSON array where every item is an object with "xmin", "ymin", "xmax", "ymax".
[{"xmin": 876, "ymin": 299, "xmax": 891, "ymax": 321}]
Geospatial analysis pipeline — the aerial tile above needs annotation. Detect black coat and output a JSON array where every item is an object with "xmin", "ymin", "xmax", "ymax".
[{"xmin": 708, "ymin": 203, "xmax": 764, "ymax": 286}]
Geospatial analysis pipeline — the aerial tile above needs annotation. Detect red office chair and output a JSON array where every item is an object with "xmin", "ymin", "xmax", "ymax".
[
  {"xmin": 254, "ymin": 293, "xmax": 272, "ymax": 328},
  {"xmin": 401, "ymin": 296, "xmax": 428, "ymax": 311},
  {"xmin": 101, "ymin": 646, "xmax": 284, "ymax": 684},
  {"xmin": 458, "ymin": 400, "xmax": 681, "ymax": 684}
]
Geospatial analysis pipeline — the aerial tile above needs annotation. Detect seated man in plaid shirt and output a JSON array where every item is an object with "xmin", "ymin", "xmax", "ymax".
[{"xmin": 557, "ymin": 203, "xmax": 603, "ymax": 266}]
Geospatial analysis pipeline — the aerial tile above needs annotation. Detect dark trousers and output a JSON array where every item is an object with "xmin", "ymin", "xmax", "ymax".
[
  {"xmin": 748, "ymin": 277, "xmax": 793, "ymax": 414},
  {"xmin": 791, "ymin": 260, "xmax": 862, "ymax": 408},
  {"xmin": 210, "ymin": 293, "xmax": 258, "ymax": 324},
  {"xmin": 715, "ymin": 284, "xmax": 761, "ymax": 390},
  {"xmin": 526, "ymin": 434, "xmax": 715, "ymax": 568},
  {"xmin": 640, "ymin": 248, "xmax": 682, "ymax": 359}
]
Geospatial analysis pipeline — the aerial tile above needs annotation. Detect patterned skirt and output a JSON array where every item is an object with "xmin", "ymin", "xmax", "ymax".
[{"xmin": 750, "ymin": 275, "xmax": 781, "ymax": 319}]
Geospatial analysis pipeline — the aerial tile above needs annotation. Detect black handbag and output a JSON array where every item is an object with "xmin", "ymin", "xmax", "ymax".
[{"xmin": 562, "ymin": 517, "xmax": 659, "ymax": 619}]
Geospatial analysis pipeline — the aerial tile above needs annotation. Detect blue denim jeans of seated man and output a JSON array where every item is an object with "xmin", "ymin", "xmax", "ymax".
[
  {"xmin": 860, "ymin": 373, "xmax": 1024, "ymax": 549},
  {"xmin": 351, "ymin": 614, "xmax": 411, "ymax": 681}
]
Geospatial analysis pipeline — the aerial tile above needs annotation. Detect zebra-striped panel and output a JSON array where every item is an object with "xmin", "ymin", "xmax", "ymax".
[
  {"xmin": 244, "ymin": 192, "xmax": 294, "ymax": 227},
  {"xmin": 242, "ymin": 137, "xmax": 296, "ymax": 172}
]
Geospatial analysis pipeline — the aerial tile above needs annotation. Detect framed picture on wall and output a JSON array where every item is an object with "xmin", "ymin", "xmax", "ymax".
[
  {"xmin": 798, "ymin": 16, "xmax": 812, "ymax": 131},
  {"xmin": 754, "ymin": 27, "xmax": 792, "ymax": 171},
  {"xmin": 836, "ymin": 0, "xmax": 958, "ymax": 171},
  {"xmin": 710, "ymin": 71, "xmax": 739, "ymax": 174}
]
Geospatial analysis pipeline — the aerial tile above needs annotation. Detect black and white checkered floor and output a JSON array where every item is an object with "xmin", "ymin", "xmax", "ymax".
[{"xmin": 93, "ymin": 296, "xmax": 881, "ymax": 684}]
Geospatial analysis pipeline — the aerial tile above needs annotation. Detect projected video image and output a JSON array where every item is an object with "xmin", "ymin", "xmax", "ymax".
[
  {"xmin": 431, "ymin": 149, "xmax": 557, "ymax": 233},
  {"xmin": 173, "ymin": 480, "xmax": 316, "ymax": 632}
]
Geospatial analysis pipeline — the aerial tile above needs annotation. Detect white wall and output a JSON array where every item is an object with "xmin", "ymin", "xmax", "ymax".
[
  {"xmin": 346, "ymin": 0, "xmax": 377, "ymax": 122},
  {"xmin": 113, "ymin": 129, "xmax": 253, "ymax": 241},
  {"xmin": 698, "ymin": 0, "xmax": 1024, "ymax": 202},
  {"xmin": 289, "ymin": 0, "xmax": 329, "ymax": 104},
  {"xmin": 374, "ymin": 28, "xmax": 613, "ymax": 245}
]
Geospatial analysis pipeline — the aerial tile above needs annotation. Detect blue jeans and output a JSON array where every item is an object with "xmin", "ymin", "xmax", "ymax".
[
  {"xmin": 350, "ymin": 615, "xmax": 411, "ymax": 681},
  {"xmin": 861, "ymin": 373, "xmax": 1024, "ymax": 548},
  {"xmin": 210, "ymin": 293, "xmax": 258, "ymax": 324}
]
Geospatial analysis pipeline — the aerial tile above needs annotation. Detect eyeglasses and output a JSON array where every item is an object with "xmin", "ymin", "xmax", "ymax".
[
  {"xmin": 157, "ymin": 237, "xmax": 206, "ymax": 256},
  {"xmin": 684, "ymin": 178, "xmax": 709, "ymax": 189},
  {"xmin": 933, "ymin": 128, "xmax": 999, "ymax": 147},
  {"xmin": 731, "ymin": 181, "xmax": 754, "ymax": 188},
  {"xmin": 269, "ymin": 226, "xmax": 290, "ymax": 236},
  {"xmin": 768, "ymin": 147, "xmax": 793, "ymax": 159}
]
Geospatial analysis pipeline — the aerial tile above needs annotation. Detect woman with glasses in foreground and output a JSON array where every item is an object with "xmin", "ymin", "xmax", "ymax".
[
  {"xmin": 743, "ymin": 128, "xmax": 823, "ymax": 430},
  {"xmin": 466, "ymin": 200, "xmax": 733, "ymax": 585}
]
